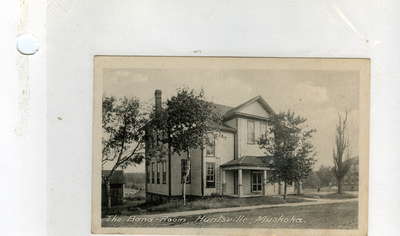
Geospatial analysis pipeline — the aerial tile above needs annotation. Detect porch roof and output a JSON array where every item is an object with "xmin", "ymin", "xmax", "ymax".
[{"xmin": 220, "ymin": 156, "xmax": 274, "ymax": 169}]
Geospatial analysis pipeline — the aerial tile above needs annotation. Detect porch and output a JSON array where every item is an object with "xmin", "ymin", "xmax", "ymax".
[{"xmin": 220, "ymin": 156, "xmax": 282, "ymax": 197}]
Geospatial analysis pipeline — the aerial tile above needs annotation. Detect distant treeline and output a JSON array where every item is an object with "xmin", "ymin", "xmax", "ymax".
[
  {"xmin": 124, "ymin": 172, "xmax": 145, "ymax": 189},
  {"xmin": 303, "ymin": 157, "xmax": 359, "ymax": 190}
]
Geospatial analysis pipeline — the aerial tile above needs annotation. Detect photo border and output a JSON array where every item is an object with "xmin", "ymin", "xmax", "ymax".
[{"xmin": 92, "ymin": 56, "xmax": 369, "ymax": 236}]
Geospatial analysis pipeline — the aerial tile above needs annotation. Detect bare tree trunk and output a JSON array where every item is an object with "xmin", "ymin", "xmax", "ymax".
[
  {"xmin": 106, "ymin": 180, "xmax": 112, "ymax": 209},
  {"xmin": 104, "ymin": 162, "xmax": 119, "ymax": 210},
  {"xmin": 333, "ymin": 112, "xmax": 350, "ymax": 195},
  {"xmin": 183, "ymin": 180, "xmax": 186, "ymax": 205},
  {"xmin": 283, "ymin": 181, "xmax": 287, "ymax": 200},
  {"xmin": 337, "ymin": 177, "xmax": 343, "ymax": 194},
  {"xmin": 296, "ymin": 181, "xmax": 302, "ymax": 195},
  {"xmin": 183, "ymin": 151, "xmax": 191, "ymax": 206},
  {"xmin": 278, "ymin": 182, "xmax": 282, "ymax": 195}
]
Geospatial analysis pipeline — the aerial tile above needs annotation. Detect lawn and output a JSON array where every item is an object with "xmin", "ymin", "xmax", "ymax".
[
  {"xmin": 177, "ymin": 201, "xmax": 358, "ymax": 229},
  {"xmin": 113, "ymin": 195, "xmax": 310, "ymax": 216},
  {"xmin": 102, "ymin": 201, "xmax": 358, "ymax": 229},
  {"xmin": 177, "ymin": 199, "xmax": 358, "ymax": 229},
  {"xmin": 291, "ymin": 192, "xmax": 358, "ymax": 200}
]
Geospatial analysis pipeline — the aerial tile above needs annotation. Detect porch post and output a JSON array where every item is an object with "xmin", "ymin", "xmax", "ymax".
[
  {"xmin": 238, "ymin": 169, "xmax": 243, "ymax": 197},
  {"xmin": 221, "ymin": 169, "xmax": 226, "ymax": 196},
  {"xmin": 263, "ymin": 170, "xmax": 268, "ymax": 196}
]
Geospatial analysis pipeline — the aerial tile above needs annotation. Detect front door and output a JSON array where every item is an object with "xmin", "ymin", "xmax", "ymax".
[{"xmin": 251, "ymin": 171, "xmax": 263, "ymax": 193}]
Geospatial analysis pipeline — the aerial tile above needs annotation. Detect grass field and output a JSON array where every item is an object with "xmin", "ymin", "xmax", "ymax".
[
  {"xmin": 102, "ymin": 201, "xmax": 358, "ymax": 229},
  {"xmin": 291, "ymin": 191, "xmax": 358, "ymax": 200},
  {"xmin": 105, "ymin": 190, "xmax": 357, "ymax": 216},
  {"xmin": 178, "ymin": 201, "xmax": 358, "ymax": 229},
  {"xmin": 114, "ymin": 195, "xmax": 310, "ymax": 216}
]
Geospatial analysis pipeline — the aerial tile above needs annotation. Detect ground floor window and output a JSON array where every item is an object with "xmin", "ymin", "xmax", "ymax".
[
  {"xmin": 146, "ymin": 163, "xmax": 150, "ymax": 183},
  {"xmin": 151, "ymin": 162, "xmax": 155, "ymax": 184},
  {"xmin": 162, "ymin": 160, "xmax": 167, "ymax": 184},
  {"xmin": 206, "ymin": 162, "xmax": 215, "ymax": 188},
  {"xmin": 251, "ymin": 171, "xmax": 262, "ymax": 192},
  {"xmin": 156, "ymin": 162, "xmax": 161, "ymax": 184}
]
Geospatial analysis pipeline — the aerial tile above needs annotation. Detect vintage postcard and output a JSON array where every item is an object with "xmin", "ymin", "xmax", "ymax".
[{"xmin": 92, "ymin": 56, "xmax": 369, "ymax": 236}]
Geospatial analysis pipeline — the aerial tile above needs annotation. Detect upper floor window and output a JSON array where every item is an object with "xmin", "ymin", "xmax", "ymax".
[
  {"xmin": 260, "ymin": 121, "xmax": 267, "ymax": 138},
  {"xmin": 206, "ymin": 133, "xmax": 215, "ymax": 156},
  {"xmin": 247, "ymin": 120, "xmax": 256, "ymax": 144}
]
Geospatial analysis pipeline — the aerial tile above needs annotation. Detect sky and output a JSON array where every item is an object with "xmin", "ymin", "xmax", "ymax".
[{"xmin": 103, "ymin": 68, "xmax": 360, "ymax": 172}]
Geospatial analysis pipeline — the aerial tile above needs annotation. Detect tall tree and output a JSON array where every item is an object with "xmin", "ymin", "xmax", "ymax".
[
  {"xmin": 152, "ymin": 88, "xmax": 221, "ymax": 205},
  {"xmin": 102, "ymin": 96, "xmax": 147, "ymax": 208},
  {"xmin": 259, "ymin": 111, "xmax": 316, "ymax": 199},
  {"xmin": 332, "ymin": 112, "xmax": 352, "ymax": 194}
]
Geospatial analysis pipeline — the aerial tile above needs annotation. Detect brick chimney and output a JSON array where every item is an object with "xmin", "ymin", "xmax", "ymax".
[{"xmin": 155, "ymin": 89, "xmax": 162, "ymax": 115}]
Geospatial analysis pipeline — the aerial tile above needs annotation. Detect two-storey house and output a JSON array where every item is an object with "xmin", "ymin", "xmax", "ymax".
[{"xmin": 145, "ymin": 90, "xmax": 294, "ymax": 202}]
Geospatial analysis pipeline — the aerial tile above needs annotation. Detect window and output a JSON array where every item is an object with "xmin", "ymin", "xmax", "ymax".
[
  {"xmin": 146, "ymin": 163, "xmax": 150, "ymax": 183},
  {"xmin": 181, "ymin": 159, "xmax": 191, "ymax": 184},
  {"xmin": 156, "ymin": 162, "xmax": 161, "ymax": 184},
  {"xmin": 206, "ymin": 162, "xmax": 215, "ymax": 188},
  {"xmin": 247, "ymin": 120, "xmax": 256, "ymax": 144},
  {"xmin": 162, "ymin": 160, "xmax": 167, "ymax": 184},
  {"xmin": 151, "ymin": 162, "xmax": 155, "ymax": 184},
  {"xmin": 251, "ymin": 171, "xmax": 262, "ymax": 192},
  {"xmin": 260, "ymin": 122, "xmax": 267, "ymax": 138},
  {"xmin": 206, "ymin": 133, "xmax": 215, "ymax": 156}
]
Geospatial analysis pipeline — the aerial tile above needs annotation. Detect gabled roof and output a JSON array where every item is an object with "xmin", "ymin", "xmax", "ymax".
[
  {"xmin": 219, "ymin": 96, "xmax": 275, "ymax": 121},
  {"xmin": 209, "ymin": 96, "xmax": 274, "ymax": 131},
  {"xmin": 146, "ymin": 95, "xmax": 274, "ymax": 134},
  {"xmin": 211, "ymin": 103, "xmax": 234, "ymax": 116},
  {"xmin": 220, "ymin": 156, "xmax": 274, "ymax": 168},
  {"xmin": 209, "ymin": 103, "xmax": 236, "ymax": 132}
]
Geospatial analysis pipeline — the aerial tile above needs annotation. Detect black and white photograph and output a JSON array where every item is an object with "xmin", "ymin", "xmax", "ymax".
[
  {"xmin": 5, "ymin": 0, "xmax": 400, "ymax": 235},
  {"xmin": 92, "ymin": 56, "xmax": 369, "ymax": 236}
]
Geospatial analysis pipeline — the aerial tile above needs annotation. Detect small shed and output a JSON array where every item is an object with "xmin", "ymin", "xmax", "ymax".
[{"xmin": 102, "ymin": 170, "xmax": 125, "ymax": 207}]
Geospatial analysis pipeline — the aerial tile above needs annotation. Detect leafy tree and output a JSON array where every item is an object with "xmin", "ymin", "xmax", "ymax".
[
  {"xmin": 102, "ymin": 96, "xmax": 147, "ymax": 208},
  {"xmin": 316, "ymin": 165, "xmax": 336, "ymax": 188},
  {"xmin": 343, "ymin": 156, "xmax": 359, "ymax": 190},
  {"xmin": 258, "ymin": 111, "xmax": 316, "ymax": 199},
  {"xmin": 332, "ymin": 112, "xmax": 352, "ymax": 194},
  {"xmin": 302, "ymin": 171, "xmax": 321, "ymax": 189},
  {"xmin": 151, "ymin": 88, "xmax": 221, "ymax": 205}
]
